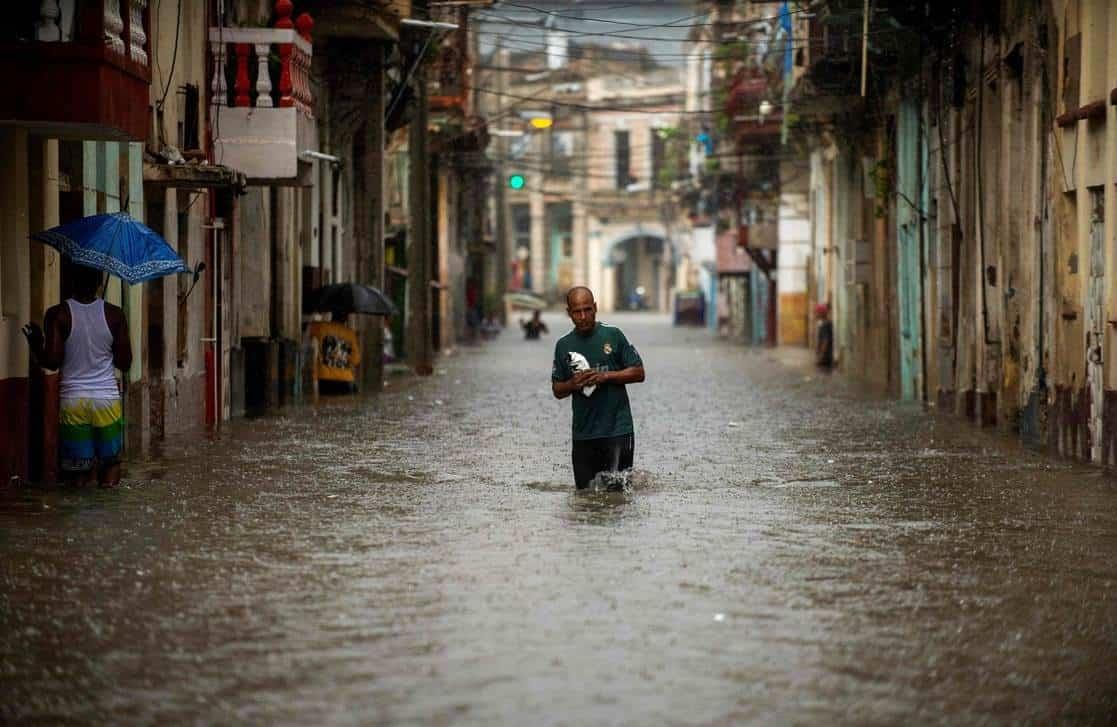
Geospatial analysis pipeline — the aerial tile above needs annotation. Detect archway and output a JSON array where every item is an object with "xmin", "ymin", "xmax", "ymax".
[{"xmin": 593, "ymin": 226, "xmax": 679, "ymax": 313}]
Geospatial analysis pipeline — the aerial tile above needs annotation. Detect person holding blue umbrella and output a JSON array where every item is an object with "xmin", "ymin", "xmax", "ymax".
[
  {"xmin": 22, "ymin": 211, "xmax": 189, "ymax": 487},
  {"xmin": 23, "ymin": 263, "xmax": 132, "ymax": 487}
]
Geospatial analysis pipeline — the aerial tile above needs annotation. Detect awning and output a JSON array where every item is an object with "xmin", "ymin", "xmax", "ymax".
[{"xmin": 143, "ymin": 161, "xmax": 247, "ymax": 192}]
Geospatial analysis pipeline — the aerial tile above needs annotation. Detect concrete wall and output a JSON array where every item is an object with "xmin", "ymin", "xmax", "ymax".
[
  {"xmin": 0, "ymin": 129, "xmax": 31, "ymax": 483},
  {"xmin": 797, "ymin": 0, "xmax": 1117, "ymax": 466},
  {"xmin": 239, "ymin": 188, "xmax": 272, "ymax": 339},
  {"xmin": 778, "ymin": 189, "xmax": 810, "ymax": 346},
  {"xmin": 146, "ymin": 0, "xmax": 209, "ymax": 436}
]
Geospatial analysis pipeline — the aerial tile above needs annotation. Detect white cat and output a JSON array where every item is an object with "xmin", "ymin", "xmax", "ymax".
[{"xmin": 567, "ymin": 351, "xmax": 596, "ymax": 397}]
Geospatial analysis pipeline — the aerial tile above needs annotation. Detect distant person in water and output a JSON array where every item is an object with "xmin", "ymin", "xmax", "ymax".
[
  {"xmin": 23, "ymin": 263, "xmax": 132, "ymax": 487},
  {"xmin": 551, "ymin": 286, "xmax": 645, "ymax": 490},
  {"xmin": 521, "ymin": 310, "xmax": 549, "ymax": 340}
]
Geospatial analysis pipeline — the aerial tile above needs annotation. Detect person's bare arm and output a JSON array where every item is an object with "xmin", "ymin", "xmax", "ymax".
[
  {"xmin": 106, "ymin": 304, "xmax": 133, "ymax": 372},
  {"xmin": 585, "ymin": 365, "xmax": 645, "ymax": 387},
  {"xmin": 34, "ymin": 304, "xmax": 68, "ymax": 370},
  {"xmin": 552, "ymin": 370, "xmax": 594, "ymax": 399}
]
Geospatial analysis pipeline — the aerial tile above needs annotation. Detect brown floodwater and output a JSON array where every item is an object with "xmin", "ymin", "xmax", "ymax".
[{"xmin": 2, "ymin": 314, "xmax": 1116, "ymax": 724}]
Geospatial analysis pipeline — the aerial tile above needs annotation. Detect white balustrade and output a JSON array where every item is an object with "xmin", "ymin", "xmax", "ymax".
[
  {"xmin": 59, "ymin": 0, "xmax": 75, "ymax": 41},
  {"xmin": 254, "ymin": 43, "xmax": 274, "ymax": 107},
  {"xmin": 36, "ymin": 0, "xmax": 62, "ymax": 42},
  {"xmin": 207, "ymin": 23, "xmax": 318, "ymax": 181},
  {"xmin": 104, "ymin": 0, "xmax": 125, "ymax": 54},
  {"xmin": 129, "ymin": 0, "xmax": 148, "ymax": 66},
  {"xmin": 210, "ymin": 40, "xmax": 228, "ymax": 107}
]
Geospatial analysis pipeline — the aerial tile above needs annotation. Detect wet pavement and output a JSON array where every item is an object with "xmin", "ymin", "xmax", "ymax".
[{"xmin": 3, "ymin": 313, "xmax": 1117, "ymax": 724}]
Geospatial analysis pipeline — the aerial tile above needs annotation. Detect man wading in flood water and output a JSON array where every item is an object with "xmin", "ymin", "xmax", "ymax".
[{"xmin": 551, "ymin": 286, "xmax": 645, "ymax": 490}]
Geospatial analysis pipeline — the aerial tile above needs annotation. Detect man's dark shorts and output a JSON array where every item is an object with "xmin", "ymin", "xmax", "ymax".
[{"xmin": 572, "ymin": 434, "xmax": 634, "ymax": 490}]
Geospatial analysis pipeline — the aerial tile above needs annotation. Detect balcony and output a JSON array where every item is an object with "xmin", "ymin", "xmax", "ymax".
[
  {"xmin": 0, "ymin": 1, "xmax": 152, "ymax": 141},
  {"xmin": 428, "ymin": 14, "xmax": 469, "ymax": 115},
  {"xmin": 209, "ymin": 7, "xmax": 316, "ymax": 185}
]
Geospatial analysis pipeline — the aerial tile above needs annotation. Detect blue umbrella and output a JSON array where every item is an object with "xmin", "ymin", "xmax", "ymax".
[{"xmin": 32, "ymin": 212, "xmax": 189, "ymax": 284}]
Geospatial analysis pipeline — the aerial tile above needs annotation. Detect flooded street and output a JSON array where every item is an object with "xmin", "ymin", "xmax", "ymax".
[{"xmin": 3, "ymin": 314, "xmax": 1117, "ymax": 724}]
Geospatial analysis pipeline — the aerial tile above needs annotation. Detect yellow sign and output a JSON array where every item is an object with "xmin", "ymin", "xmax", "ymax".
[{"xmin": 309, "ymin": 321, "xmax": 361, "ymax": 383}]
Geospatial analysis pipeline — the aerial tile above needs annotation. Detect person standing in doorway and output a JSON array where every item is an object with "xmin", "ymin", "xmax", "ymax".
[
  {"xmin": 23, "ymin": 264, "xmax": 132, "ymax": 487},
  {"xmin": 815, "ymin": 302, "xmax": 834, "ymax": 369},
  {"xmin": 551, "ymin": 286, "xmax": 645, "ymax": 490}
]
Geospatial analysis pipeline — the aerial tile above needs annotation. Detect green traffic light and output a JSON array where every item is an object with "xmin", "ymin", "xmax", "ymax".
[{"xmin": 508, "ymin": 174, "xmax": 526, "ymax": 190}]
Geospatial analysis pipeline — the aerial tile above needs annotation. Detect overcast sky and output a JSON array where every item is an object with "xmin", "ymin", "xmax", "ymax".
[{"xmin": 475, "ymin": 0, "xmax": 705, "ymax": 69}]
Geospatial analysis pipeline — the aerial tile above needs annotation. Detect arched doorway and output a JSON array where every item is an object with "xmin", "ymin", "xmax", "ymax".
[{"xmin": 600, "ymin": 232, "xmax": 677, "ymax": 313}]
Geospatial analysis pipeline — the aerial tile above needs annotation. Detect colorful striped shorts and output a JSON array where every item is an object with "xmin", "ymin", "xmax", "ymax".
[{"xmin": 60, "ymin": 398, "xmax": 124, "ymax": 472}]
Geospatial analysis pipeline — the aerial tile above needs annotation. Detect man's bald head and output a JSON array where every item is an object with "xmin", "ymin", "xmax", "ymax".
[
  {"xmin": 566, "ymin": 286, "xmax": 595, "ymax": 307},
  {"xmin": 566, "ymin": 286, "xmax": 597, "ymax": 334}
]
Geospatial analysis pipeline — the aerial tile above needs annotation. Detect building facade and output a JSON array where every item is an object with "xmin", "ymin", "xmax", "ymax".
[{"xmin": 1, "ymin": 0, "xmax": 494, "ymax": 485}]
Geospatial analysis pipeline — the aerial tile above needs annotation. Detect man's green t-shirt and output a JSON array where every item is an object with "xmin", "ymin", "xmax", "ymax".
[{"xmin": 552, "ymin": 322, "xmax": 643, "ymax": 441}]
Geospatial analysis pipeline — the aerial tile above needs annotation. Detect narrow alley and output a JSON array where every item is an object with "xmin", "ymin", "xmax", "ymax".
[{"xmin": 3, "ymin": 314, "xmax": 1116, "ymax": 724}]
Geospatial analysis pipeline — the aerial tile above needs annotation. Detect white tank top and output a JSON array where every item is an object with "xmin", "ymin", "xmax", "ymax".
[{"xmin": 60, "ymin": 298, "xmax": 120, "ymax": 400}]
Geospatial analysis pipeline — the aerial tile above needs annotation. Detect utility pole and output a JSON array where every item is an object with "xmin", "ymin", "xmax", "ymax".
[
  {"xmin": 361, "ymin": 44, "xmax": 387, "ymax": 391},
  {"xmin": 408, "ymin": 64, "xmax": 434, "ymax": 375},
  {"xmin": 493, "ymin": 38, "xmax": 509, "ymax": 322}
]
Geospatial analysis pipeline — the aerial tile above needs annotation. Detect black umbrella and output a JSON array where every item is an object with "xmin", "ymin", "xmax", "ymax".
[{"xmin": 306, "ymin": 283, "xmax": 398, "ymax": 316}]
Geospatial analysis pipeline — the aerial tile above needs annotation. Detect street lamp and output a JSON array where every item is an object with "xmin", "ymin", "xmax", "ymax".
[{"xmin": 521, "ymin": 110, "xmax": 553, "ymax": 130}]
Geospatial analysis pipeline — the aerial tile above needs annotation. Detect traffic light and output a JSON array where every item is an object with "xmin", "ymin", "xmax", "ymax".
[{"xmin": 508, "ymin": 174, "xmax": 526, "ymax": 190}]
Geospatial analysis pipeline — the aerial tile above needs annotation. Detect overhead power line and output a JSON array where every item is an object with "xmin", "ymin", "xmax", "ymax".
[{"xmin": 473, "ymin": 86, "xmax": 701, "ymax": 115}]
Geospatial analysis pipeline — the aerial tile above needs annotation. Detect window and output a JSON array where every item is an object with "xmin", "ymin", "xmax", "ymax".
[
  {"xmin": 651, "ymin": 129, "xmax": 667, "ymax": 189},
  {"xmin": 552, "ymin": 131, "xmax": 574, "ymax": 176},
  {"xmin": 512, "ymin": 203, "xmax": 531, "ymax": 255},
  {"xmin": 181, "ymin": 84, "xmax": 200, "ymax": 151},
  {"xmin": 331, "ymin": 167, "xmax": 340, "ymax": 216},
  {"xmin": 548, "ymin": 203, "xmax": 573, "ymax": 259},
  {"xmin": 176, "ymin": 190, "xmax": 190, "ymax": 368},
  {"xmin": 512, "ymin": 204, "xmax": 532, "ymax": 289},
  {"xmin": 614, "ymin": 130, "xmax": 631, "ymax": 190}
]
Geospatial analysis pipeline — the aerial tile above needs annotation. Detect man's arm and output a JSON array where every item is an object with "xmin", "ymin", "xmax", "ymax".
[
  {"xmin": 585, "ymin": 365, "xmax": 645, "ymax": 387},
  {"xmin": 106, "ymin": 304, "xmax": 133, "ymax": 372},
  {"xmin": 32, "ymin": 304, "xmax": 68, "ymax": 370},
  {"xmin": 552, "ymin": 370, "xmax": 594, "ymax": 399}
]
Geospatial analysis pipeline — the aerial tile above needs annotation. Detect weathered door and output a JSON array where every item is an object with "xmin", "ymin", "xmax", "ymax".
[
  {"xmin": 1087, "ymin": 188, "xmax": 1105, "ymax": 461},
  {"xmin": 751, "ymin": 267, "xmax": 768, "ymax": 345},
  {"xmin": 896, "ymin": 99, "xmax": 924, "ymax": 400}
]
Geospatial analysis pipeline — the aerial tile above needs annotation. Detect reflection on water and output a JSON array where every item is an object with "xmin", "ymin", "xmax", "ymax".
[{"xmin": 3, "ymin": 314, "xmax": 1117, "ymax": 723}]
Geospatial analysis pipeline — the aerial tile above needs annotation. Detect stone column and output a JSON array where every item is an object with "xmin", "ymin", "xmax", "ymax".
[
  {"xmin": 408, "ymin": 65, "xmax": 434, "ymax": 375},
  {"xmin": 529, "ymin": 188, "xmax": 545, "ymax": 294}
]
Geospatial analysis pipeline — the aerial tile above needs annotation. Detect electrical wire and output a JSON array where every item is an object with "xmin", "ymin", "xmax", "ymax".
[
  {"xmin": 476, "ymin": 11, "xmax": 712, "ymax": 40},
  {"xmin": 156, "ymin": 0, "xmax": 183, "ymax": 112},
  {"xmin": 473, "ymin": 85, "xmax": 705, "ymax": 115},
  {"xmin": 475, "ymin": 28, "xmax": 912, "ymax": 62},
  {"xmin": 483, "ymin": 1, "xmax": 819, "ymax": 30}
]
